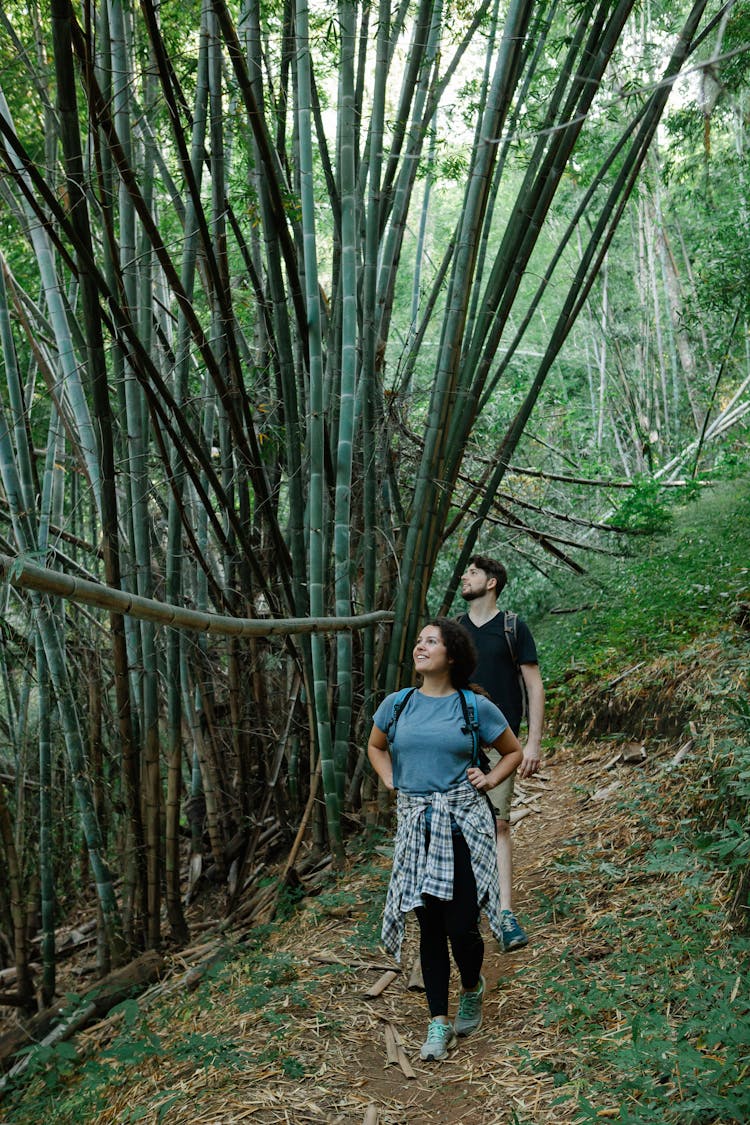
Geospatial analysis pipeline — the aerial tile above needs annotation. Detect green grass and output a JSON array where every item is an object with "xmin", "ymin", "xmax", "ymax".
[{"xmin": 525, "ymin": 478, "xmax": 750, "ymax": 691}]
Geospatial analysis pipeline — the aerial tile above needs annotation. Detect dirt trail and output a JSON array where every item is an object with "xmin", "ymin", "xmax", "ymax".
[
  {"xmin": 223, "ymin": 746, "xmax": 590, "ymax": 1125},
  {"xmin": 337, "ymin": 751, "xmax": 580, "ymax": 1125}
]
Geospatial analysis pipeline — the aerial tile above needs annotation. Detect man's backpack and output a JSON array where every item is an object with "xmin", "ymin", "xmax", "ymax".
[
  {"xmin": 503, "ymin": 611, "xmax": 529, "ymax": 725},
  {"xmin": 386, "ymin": 686, "xmax": 482, "ymax": 767}
]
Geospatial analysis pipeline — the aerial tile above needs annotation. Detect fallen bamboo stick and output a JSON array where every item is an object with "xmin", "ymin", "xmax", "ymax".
[
  {"xmin": 407, "ymin": 954, "xmax": 424, "ymax": 991},
  {"xmin": 383, "ymin": 1021, "xmax": 399, "ymax": 1065},
  {"xmin": 397, "ymin": 1045, "xmax": 416, "ymax": 1079},
  {"xmin": 365, "ymin": 970, "xmax": 399, "ymax": 998}
]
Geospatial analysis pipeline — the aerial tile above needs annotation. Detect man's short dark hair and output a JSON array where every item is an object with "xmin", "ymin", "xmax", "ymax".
[{"xmin": 469, "ymin": 555, "xmax": 508, "ymax": 594}]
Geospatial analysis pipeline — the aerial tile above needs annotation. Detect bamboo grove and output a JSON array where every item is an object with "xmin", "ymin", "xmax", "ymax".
[{"xmin": 0, "ymin": 0, "xmax": 746, "ymax": 998}]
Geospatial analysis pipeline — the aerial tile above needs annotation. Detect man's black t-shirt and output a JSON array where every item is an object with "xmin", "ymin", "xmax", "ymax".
[{"xmin": 459, "ymin": 611, "xmax": 538, "ymax": 736}]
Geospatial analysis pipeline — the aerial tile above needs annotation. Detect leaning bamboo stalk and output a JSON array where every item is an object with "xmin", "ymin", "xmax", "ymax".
[
  {"xmin": 385, "ymin": 0, "xmax": 539, "ymax": 685},
  {"xmin": 65, "ymin": 13, "xmax": 295, "ymax": 614},
  {"xmin": 0, "ymin": 553, "xmax": 393, "ymax": 636},
  {"xmin": 163, "ymin": 11, "xmax": 208, "ymax": 948},
  {"xmin": 431, "ymin": 1, "xmax": 631, "ymax": 552},
  {"xmin": 437, "ymin": 1, "xmax": 633, "ymax": 550},
  {"xmin": 374, "ymin": 0, "xmax": 442, "ymax": 351},
  {"xmin": 252, "ymin": 757, "xmax": 323, "ymax": 927},
  {"xmin": 0, "ymin": 262, "xmax": 125, "ymax": 962},
  {"xmin": 0, "ymin": 89, "xmax": 101, "ymax": 507},
  {"xmin": 107, "ymin": 0, "xmax": 162, "ymax": 949},
  {"xmin": 444, "ymin": 0, "xmax": 712, "ymax": 598},
  {"xmin": 358, "ymin": 0, "xmax": 391, "ymax": 716}
]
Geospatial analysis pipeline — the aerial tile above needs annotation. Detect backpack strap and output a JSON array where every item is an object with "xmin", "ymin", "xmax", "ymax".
[
  {"xmin": 385, "ymin": 686, "xmax": 417, "ymax": 747},
  {"xmin": 503, "ymin": 610, "xmax": 529, "ymax": 725},
  {"xmin": 457, "ymin": 688, "xmax": 481, "ymax": 767},
  {"xmin": 388, "ymin": 686, "xmax": 482, "ymax": 766},
  {"xmin": 503, "ymin": 611, "xmax": 520, "ymax": 671}
]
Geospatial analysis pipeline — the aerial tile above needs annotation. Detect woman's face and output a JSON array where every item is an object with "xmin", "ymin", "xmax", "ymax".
[{"xmin": 413, "ymin": 625, "xmax": 450, "ymax": 675}]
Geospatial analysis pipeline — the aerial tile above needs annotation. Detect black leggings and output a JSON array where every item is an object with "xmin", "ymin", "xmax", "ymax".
[{"xmin": 414, "ymin": 832, "xmax": 484, "ymax": 1017}]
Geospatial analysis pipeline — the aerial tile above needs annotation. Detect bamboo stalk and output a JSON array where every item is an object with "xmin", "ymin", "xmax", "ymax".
[{"xmin": 0, "ymin": 554, "xmax": 393, "ymax": 636}]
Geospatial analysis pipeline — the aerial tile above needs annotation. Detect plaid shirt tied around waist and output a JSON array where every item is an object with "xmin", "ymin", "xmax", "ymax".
[{"xmin": 381, "ymin": 779, "xmax": 503, "ymax": 961}]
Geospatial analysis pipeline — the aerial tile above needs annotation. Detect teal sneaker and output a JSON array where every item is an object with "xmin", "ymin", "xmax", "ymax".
[
  {"xmin": 500, "ymin": 910, "xmax": 528, "ymax": 951},
  {"xmin": 419, "ymin": 1018, "xmax": 458, "ymax": 1060},
  {"xmin": 454, "ymin": 974, "xmax": 485, "ymax": 1037}
]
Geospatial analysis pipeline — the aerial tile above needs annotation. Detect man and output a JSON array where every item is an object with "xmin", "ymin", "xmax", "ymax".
[{"xmin": 458, "ymin": 555, "xmax": 545, "ymax": 952}]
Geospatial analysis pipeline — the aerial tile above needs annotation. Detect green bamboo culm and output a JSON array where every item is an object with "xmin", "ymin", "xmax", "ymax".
[
  {"xmin": 107, "ymin": 0, "xmax": 163, "ymax": 950},
  {"xmin": 0, "ymin": 87, "xmax": 102, "ymax": 510},
  {"xmin": 1, "ymin": 257, "xmax": 49, "ymax": 1000},
  {"xmin": 296, "ymin": 0, "xmax": 343, "ymax": 861},
  {"xmin": 332, "ymin": 0, "xmax": 357, "ymax": 808},
  {"xmin": 357, "ymin": 0, "xmax": 390, "ymax": 735},
  {"xmin": 442, "ymin": 0, "xmax": 713, "ymax": 603},
  {"xmin": 49, "ymin": 0, "xmax": 148, "ymax": 951},
  {"xmin": 36, "ymin": 406, "xmax": 63, "ymax": 1004},
  {"xmin": 162, "ymin": 0, "xmax": 210, "ymax": 946},
  {"xmin": 384, "ymin": 0, "xmax": 538, "ymax": 687}
]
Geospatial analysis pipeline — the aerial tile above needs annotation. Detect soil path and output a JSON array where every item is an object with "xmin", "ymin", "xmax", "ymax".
[{"xmin": 244, "ymin": 745, "xmax": 588, "ymax": 1125}]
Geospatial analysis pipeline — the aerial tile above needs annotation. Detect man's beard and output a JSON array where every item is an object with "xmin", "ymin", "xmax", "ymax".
[{"xmin": 461, "ymin": 587, "xmax": 483, "ymax": 601}]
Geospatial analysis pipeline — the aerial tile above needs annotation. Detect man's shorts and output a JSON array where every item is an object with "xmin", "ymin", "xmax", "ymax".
[{"xmin": 484, "ymin": 747, "xmax": 516, "ymax": 822}]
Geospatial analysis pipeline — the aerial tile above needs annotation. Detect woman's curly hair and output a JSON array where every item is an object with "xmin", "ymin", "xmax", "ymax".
[{"xmin": 422, "ymin": 617, "xmax": 478, "ymax": 689}]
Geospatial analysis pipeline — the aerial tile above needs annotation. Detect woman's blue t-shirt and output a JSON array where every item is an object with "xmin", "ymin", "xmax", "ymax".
[{"xmin": 372, "ymin": 689, "xmax": 508, "ymax": 794}]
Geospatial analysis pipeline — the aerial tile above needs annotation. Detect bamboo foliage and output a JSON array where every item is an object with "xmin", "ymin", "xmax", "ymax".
[
  {"xmin": 438, "ymin": 0, "xmax": 721, "ymax": 607},
  {"xmin": 0, "ymin": 0, "xmax": 740, "ymax": 986}
]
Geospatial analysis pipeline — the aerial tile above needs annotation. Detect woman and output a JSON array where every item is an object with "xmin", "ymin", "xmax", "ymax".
[{"xmin": 368, "ymin": 617, "xmax": 522, "ymax": 1062}]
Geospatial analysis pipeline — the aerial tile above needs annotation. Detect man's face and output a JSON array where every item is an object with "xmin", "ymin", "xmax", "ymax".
[{"xmin": 460, "ymin": 564, "xmax": 492, "ymax": 601}]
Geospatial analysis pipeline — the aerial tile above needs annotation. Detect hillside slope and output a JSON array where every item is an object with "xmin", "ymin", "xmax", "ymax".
[{"xmin": 1, "ymin": 481, "xmax": 749, "ymax": 1125}]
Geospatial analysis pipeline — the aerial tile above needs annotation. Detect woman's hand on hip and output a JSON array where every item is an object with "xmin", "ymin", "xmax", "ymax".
[{"xmin": 467, "ymin": 766, "xmax": 491, "ymax": 792}]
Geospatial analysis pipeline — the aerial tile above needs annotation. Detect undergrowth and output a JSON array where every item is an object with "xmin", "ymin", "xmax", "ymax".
[
  {"xmin": 527, "ymin": 478, "xmax": 750, "ymax": 693},
  {"xmin": 0, "ymin": 845, "xmax": 391, "ymax": 1124},
  {"xmin": 514, "ymin": 478, "xmax": 750, "ymax": 1121},
  {"xmin": 520, "ymin": 702, "xmax": 750, "ymax": 1123}
]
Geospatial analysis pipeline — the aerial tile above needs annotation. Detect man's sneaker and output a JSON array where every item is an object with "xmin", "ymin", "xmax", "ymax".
[
  {"xmin": 500, "ymin": 910, "xmax": 528, "ymax": 951},
  {"xmin": 454, "ymin": 975, "xmax": 485, "ymax": 1037},
  {"xmin": 419, "ymin": 1018, "xmax": 458, "ymax": 1061}
]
